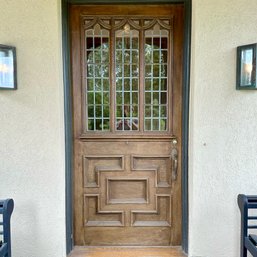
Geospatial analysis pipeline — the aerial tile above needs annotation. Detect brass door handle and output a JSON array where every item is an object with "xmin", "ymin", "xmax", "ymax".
[{"xmin": 171, "ymin": 148, "xmax": 178, "ymax": 181}]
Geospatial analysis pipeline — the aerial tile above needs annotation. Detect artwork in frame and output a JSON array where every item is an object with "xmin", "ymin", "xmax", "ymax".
[{"xmin": 0, "ymin": 44, "xmax": 17, "ymax": 90}]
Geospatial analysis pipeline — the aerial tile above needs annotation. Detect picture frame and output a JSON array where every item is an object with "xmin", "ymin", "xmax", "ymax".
[
  {"xmin": 236, "ymin": 43, "xmax": 257, "ymax": 90},
  {"xmin": 0, "ymin": 44, "xmax": 17, "ymax": 90}
]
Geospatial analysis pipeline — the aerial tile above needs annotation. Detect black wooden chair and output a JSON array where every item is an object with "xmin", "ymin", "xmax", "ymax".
[
  {"xmin": 0, "ymin": 199, "xmax": 14, "ymax": 257},
  {"xmin": 238, "ymin": 194, "xmax": 257, "ymax": 257}
]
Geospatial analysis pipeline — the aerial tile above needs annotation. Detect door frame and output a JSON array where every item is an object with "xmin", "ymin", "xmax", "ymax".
[{"xmin": 61, "ymin": 0, "xmax": 191, "ymax": 254}]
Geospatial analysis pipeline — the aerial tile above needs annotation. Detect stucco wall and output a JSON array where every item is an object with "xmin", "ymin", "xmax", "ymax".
[
  {"xmin": 189, "ymin": 0, "xmax": 257, "ymax": 257},
  {"xmin": 0, "ymin": 1, "xmax": 66, "ymax": 257},
  {"xmin": 1, "ymin": 0, "xmax": 257, "ymax": 257}
]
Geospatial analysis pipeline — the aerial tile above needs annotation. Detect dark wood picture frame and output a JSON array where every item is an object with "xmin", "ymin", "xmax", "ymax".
[{"xmin": 0, "ymin": 44, "xmax": 17, "ymax": 90}]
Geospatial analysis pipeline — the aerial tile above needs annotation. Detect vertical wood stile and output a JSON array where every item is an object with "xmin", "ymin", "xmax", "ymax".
[
  {"xmin": 139, "ymin": 20, "xmax": 145, "ymax": 132},
  {"xmin": 110, "ymin": 18, "xmax": 115, "ymax": 132}
]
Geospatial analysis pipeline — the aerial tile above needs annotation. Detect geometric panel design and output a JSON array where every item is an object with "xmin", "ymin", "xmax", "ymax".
[
  {"xmin": 131, "ymin": 195, "xmax": 171, "ymax": 227},
  {"xmin": 82, "ymin": 153, "xmax": 173, "ymax": 231},
  {"xmin": 131, "ymin": 155, "xmax": 171, "ymax": 187},
  {"xmin": 106, "ymin": 178, "xmax": 149, "ymax": 204},
  {"xmin": 84, "ymin": 194, "xmax": 124, "ymax": 227},
  {"xmin": 83, "ymin": 155, "xmax": 124, "ymax": 187}
]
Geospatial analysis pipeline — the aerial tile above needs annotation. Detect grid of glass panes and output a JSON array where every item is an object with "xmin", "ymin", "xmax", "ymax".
[
  {"xmin": 144, "ymin": 26, "xmax": 168, "ymax": 131},
  {"xmin": 86, "ymin": 24, "xmax": 110, "ymax": 131},
  {"xmin": 115, "ymin": 27, "xmax": 139, "ymax": 131}
]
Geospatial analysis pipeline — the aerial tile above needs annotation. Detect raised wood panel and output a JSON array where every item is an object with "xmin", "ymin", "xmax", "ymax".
[
  {"xmin": 131, "ymin": 155, "xmax": 172, "ymax": 187},
  {"xmin": 84, "ymin": 194, "xmax": 124, "ymax": 227},
  {"xmin": 83, "ymin": 155, "xmax": 171, "ymax": 226},
  {"xmin": 79, "ymin": 142, "xmax": 179, "ymax": 245},
  {"xmin": 131, "ymin": 195, "xmax": 171, "ymax": 227},
  {"xmin": 107, "ymin": 178, "xmax": 149, "ymax": 204},
  {"xmin": 83, "ymin": 155, "xmax": 124, "ymax": 187}
]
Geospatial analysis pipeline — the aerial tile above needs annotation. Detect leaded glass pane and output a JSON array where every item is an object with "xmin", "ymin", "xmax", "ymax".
[
  {"xmin": 115, "ymin": 26, "xmax": 139, "ymax": 131},
  {"xmin": 85, "ymin": 23, "xmax": 110, "ymax": 131},
  {"xmin": 84, "ymin": 18, "xmax": 171, "ymax": 134},
  {"xmin": 144, "ymin": 24, "xmax": 169, "ymax": 131}
]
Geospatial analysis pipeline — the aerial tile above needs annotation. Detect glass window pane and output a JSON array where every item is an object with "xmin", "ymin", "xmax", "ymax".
[
  {"xmin": 153, "ymin": 92, "xmax": 159, "ymax": 104},
  {"xmin": 145, "ymin": 92, "xmax": 151, "ymax": 104},
  {"xmin": 95, "ymin": 106, "xmax": 102, "ymax": 118},
  {"xmin": 144, "ymin": 26, "xmax": 169, "ymax": 131},
  {"xmin": 160, "ymin": 119, "xmax": 167, "ymax": 130},
  {"xmin": 132, "ymin": 105, "xmax": 138, "ymax": 117},
  {"xmin": 124, "ymin": 79, "xmax": 130, "ymax": 91},
  {"xmin": 145, "ymin": 65, "xmax": 152, "ymax": 77},
  {"xmin": 87, "ymin": 92, "xmax": 94, "ymax": 105},
  {"xmin": 116, "ymin": 105, "xmax": 123, "ymax": 117},
  {"xmin": 88, "ymin": 119, "xmax": 94, "ymax": 130},
  {"xmin": 115, "ymin": 27, "xmax": 139, "ymax": 131},
  {"xmin": 153, "ymin": 79, "xmax": 159, "ymax": 90},
  {"xmin": 87, "ymin": 78, "xmax": 94, "ymax": 91},
  {"xmin": 145, "ymin": 106, "xmax": 151, "ymax": 118},
  {"xmin": 85, "ymin": 24, "xmax": 110, "ymax": 131},
  {"xmin": 153, "ymin": 105, "xmax": 159, "ymax": 117},
  {"xmin": 132, "ymin": 92, "xmax": 138, "ymax": 104},
  {"xmin": 124, "ymin": 92, "xmax": 130, "ymax": 104},
  {"xmin": 145, "ymin": 119, "xmax": 151, "ymax": 131},
  {"xmin": 161, "ymin": 79, "xmax": 167, "ymax": 90},
  {"xmin": 161, "ymin": 92, "xmax": 167, "ymax": 104},
  {"xmin": 116, "ymin": 92, "xmax": 123, "ymax": 105},
  {"xmin": 160, "ymin": 105, "xmax": 167, "ymax": 117},
  {"xmin": 103, "ymin": 119, "xmax": 110, "ymax": 130},
  {"xmin": 153, "ymin": 119, "xmax": 159, "ymax": 130},
  {"xmin": 84, "ymin": 18, "xmax": 170, "ymax": 133},
  {"xmin": 103, "ymin": 92, "xmax": 109, "ymax": 104},
  {"xmin": 103, "ymin": 79, "xmax": 109, "ymax": 91},
  {"xmin": 103, "ymin": 105, "xmax": 110, "ymax": 118},
  {"xmin": 145, "ymin": 79, "xmax": 151, "ymax": 91},
  {"xmin": 132, "ymin": 79, "xmax": 138, "ymax": 91},
  {"xmin": 88, "ymin": 106, "xmax": 94, "ymax": 118}
]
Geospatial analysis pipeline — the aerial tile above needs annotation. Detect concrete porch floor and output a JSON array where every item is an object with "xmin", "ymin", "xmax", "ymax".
[{"xmin": 68, "ymin": 246, "xmax": 187, "ymax": 257}]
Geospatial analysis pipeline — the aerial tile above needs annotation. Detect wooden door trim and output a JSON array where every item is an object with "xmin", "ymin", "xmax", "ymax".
[{"xmin": 61, "ymin": 0, "xmax": 191, "ymax": 254}]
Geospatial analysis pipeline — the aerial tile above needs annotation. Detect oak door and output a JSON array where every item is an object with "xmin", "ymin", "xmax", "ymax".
[{"xmin": 70, "ymin": 4, "xmax": 184, "ymax": 246}]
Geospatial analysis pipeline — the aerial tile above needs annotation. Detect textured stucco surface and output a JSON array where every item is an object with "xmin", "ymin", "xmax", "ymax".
[
  {"xmin": 189, "ymin": 0, "xmax": 257, "ymax": 257},
  {"xmin": 0, "ymin": 1, "xmax": 66, "ymax": 257},
  {"xmin": 1, "ymin": 0, "xmax": 257, "ymax": 257}
]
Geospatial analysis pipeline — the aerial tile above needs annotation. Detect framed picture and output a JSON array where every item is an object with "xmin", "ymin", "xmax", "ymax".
[
  {"xmin": 0, "ymin": 44, "xmax": 17, "ymax": 90},
  {"xmin": 236, "ymin": 43, "xmax": 257, "ymax": 90}
]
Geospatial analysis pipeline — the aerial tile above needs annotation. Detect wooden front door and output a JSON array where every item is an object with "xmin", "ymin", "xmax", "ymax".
[{"xmin": 70, "ymin": 4, "xmax": 184, "ymax": 246}]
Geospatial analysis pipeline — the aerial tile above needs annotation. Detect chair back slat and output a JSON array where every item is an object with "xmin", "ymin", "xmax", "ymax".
[
  {"xmin": 0, "ymin": 199, "xmax": 14, "ymax": 257},
  {"xmin": 238, "ymin": 194, "xmax": 257, "ymax": 257}
]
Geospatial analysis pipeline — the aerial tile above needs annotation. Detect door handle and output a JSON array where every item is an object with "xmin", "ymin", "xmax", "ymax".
[{"xmin": 171, "ymin": 139, "xmax": 178, "ymax": 181}]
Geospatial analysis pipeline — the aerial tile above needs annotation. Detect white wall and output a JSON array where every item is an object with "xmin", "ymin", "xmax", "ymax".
[
  {"xmin": 0, "ymin": 1, "xmax": 66, "ymax": 257},
  {"xmin": 1, "ymin": 0, "xmax": 257, "ymax": 257},
  {"xmin": 189, "ymin": 0, "xmax": 257, "ymax": 257}
]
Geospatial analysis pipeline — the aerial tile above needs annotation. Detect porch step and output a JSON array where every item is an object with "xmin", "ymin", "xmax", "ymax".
[{"xmin": 68, "ymin": 246, "xmax": 187, "ymax": 257}]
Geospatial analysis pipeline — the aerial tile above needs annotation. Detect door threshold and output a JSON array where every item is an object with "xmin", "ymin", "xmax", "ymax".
[{"xmin": 68, "ymin": 246, "xmax": 187, "ymax": 257}]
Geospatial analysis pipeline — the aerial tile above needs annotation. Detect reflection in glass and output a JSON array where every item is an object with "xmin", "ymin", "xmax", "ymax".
[
  {"xmin": 240, "ymin": 48, "xmax": 254, "ymax": 86},
  {"xmin": 0, "ymin": 47, "xmax": 16, "ymax": 89},
  {"xmin": 115, "ymin": 26, "xmax": 139, "ymax": 131},
  {"xmin": 144, "ymin": 24, "xmax": 168, "ymax": 131},
  {"xmin": 84, "ymin": 18, "xmax": 172, "ymax": 133},
  {"xmin": 86, "ymin": 24, "xmax": 110, "ymax": 131}
]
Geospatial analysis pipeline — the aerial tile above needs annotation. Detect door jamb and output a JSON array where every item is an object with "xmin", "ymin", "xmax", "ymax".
[{"xmin": 61, "ymin": 0, "xmax": 191, "ymax": 254}]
